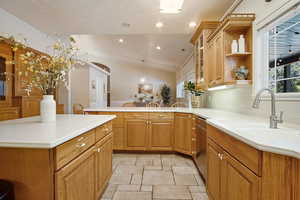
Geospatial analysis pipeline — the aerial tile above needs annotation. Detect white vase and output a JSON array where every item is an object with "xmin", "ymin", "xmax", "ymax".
[{"xmin": 40, "ymin": 95, "xmax": 56, "ymax": 122}]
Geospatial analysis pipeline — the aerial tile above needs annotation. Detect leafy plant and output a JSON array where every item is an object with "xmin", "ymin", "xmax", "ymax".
[
  {"xmin": 184, "ymin": 81, "xmax": 204, "ymax": 96},
  {"xmin": 160, "ymin": 84, "xmax": 171, "ymax": 105}
]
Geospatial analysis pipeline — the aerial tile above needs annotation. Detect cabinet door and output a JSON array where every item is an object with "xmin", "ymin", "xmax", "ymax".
[
  {"xmin": 174, "ymin": 113, "xmax": 192, "ymax": 155},
  {"xmin": 113, "ymin": 127, "xmax": 124, "ymax": 150},
  {"xmin": 222, "ymin": 152, "xmax": 260, "ymax": 200},
  {"xmin": 207, "ymin": 41, "xmax": 216, "ymax": 87},
  {"xmin": 55, "ymin": 147, "xmax": 95, "ymax": 200},
  {"xmin": 0, "ymin": 41, "xmax": 13, "ymax": 107},
  {"xmin": 214, "ymin": 33, "xmax": 224, "ymax": 85},
  {"xmin": 207, "ymin": 140, "xmax": 223, "ymax": 200},
  {"xmin": 124, "ymin": 119, "xmax": 148, "ymax": 150},
  {"xmin": 149, "ymin": 120, "xmax": 173, "ymax": 151},
  {"xmin": 95, "ymin": 134, "xmax": 113, "ymax": 198}
]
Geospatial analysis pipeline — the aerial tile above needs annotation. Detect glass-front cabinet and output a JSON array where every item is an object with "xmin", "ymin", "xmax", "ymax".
[{"xmin": 0, "ymin": 41, "xmax": 13, "ymax": 107}]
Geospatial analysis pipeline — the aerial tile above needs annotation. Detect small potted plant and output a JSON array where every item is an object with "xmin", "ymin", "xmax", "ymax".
[
  {"xmin": 184, "ymin": 81, "xmax": 204, "ymax": 108},
  {"xmin": 160, "ymin": 84, "xmax": 171, "ymax": 106}
]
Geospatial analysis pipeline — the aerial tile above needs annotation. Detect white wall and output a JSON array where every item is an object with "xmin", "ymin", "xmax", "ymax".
[
  {"xmin": 88, "ymin": 55, "xmax": 176, "ymax": 107},
  {"xmin": 207, "ymin": 0, "xmax": 300, "ymax": 124}
]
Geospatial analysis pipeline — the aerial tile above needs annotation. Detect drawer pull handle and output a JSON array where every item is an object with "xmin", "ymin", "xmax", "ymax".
[
  {"xmin": 76, "ymin": 143, "xmax": 86, "ymax": 148},
  {"xmin": 192, "ymin": 138, "xmax": 196, "ymax": 141},
  {"xmin": 105, "ymin": 128, "xmax": 109, "ymax": 132},
  {"xmin": 77, "ymin": 137, "xmax": 84, "ymax": 142}
]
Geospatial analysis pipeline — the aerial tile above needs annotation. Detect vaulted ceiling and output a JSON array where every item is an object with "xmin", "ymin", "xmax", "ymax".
[{"xmin": 1, "ymin": 0, "xmax": 235, "ymax": 71}]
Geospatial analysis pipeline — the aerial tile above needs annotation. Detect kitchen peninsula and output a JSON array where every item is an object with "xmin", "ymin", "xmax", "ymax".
[
  {"xmin": 0, "ymin": 114, "xmax": 115, "ymax": 200},
  {"xmin": 85, "ymin": 107, "xmax": 300, "ymax": 200}
]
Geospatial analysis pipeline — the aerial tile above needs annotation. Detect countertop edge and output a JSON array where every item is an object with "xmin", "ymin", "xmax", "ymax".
[{"xmin": 0, "ymin": 115, "xmax": 116, "ymax": 149}]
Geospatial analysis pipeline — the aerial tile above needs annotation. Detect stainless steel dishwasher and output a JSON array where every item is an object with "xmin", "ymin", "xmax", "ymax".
[{"xmin": 194, "ymin": 116, "xmax": 207, "ymax": 182}]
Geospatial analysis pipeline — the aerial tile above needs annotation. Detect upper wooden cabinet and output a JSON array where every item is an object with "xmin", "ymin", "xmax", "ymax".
[
  {"xmin": 14, "ymin": 48, "xmax": 43, "ymax": 96},
  {"xmin": 192, "ymin": 14, "xmax": 255, "ymax": 89},
  {"xmin": 0, "ymin": 41, "xmax": 13, "ymax": 107},
  {"xmin": 191, "ymin": 21, "xmax": 219, "ymax": 89}
]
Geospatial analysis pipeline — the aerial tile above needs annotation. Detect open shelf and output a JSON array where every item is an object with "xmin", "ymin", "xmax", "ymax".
[{"xmin": 226, "ymin": 52, "xmax": 252, "ymax": 57}]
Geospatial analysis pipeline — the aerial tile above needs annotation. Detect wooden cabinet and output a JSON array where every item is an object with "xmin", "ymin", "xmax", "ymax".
[
  {"xmin": 0, "ymin": 107, "xmax": 19, "ymax": 121},
  {"xmin": 207, "ymin": 138, "xmax": 260, "ymax": 200},
  {"xmin": 207, "ymin": 140, "xmax": 223, "ymax": 200},
  {"xmin": 149, "ymin": 120, "xmax": 173, "ymax": 151},
  {"xmin": 174, "ymin": 113, "xmax": 192, "ymax": 155},
  {"xmin": 55, "ymin": 147, "xmax": 95, "ymax": 200},
  {"xmin": 0, "ymin": 41, "xmax": 13, "ymax": 107},
  {"xmin": 222, "ymin": 152, "xmax": 260, "ymax": 200},
  {"xmin": 214, "ymin": 33, "xmax": 224, "ymax": 85},
  {"xmin": 124, "ymin": 119, "xmax": 148, "ymax": 150},
  {"xmin": 95, "ymin": 134, "xmax": 113, "ymax": 198}
]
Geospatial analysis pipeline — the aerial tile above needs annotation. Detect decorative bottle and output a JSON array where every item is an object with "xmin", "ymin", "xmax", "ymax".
[
  {"xmin": 231, "ymin": 40, "xmax": 238, "ymax": 54},
  {"xmin": 238, "ymin": 35, "xmax": 245, "ymax": 53}
]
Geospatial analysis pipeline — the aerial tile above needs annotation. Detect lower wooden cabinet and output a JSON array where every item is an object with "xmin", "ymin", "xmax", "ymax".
[
  {"xmin": 124, "ymin": 119, "xmax": 148, "ymax": 150},
  {"xmin": 174, "ymin": 113, "xmax": 192, "ymax": 155},
  {"xmin": 55, "ymin": 147, "xmax": 96, "ymax": 200},
  {"xmin": 113, "ymin": 127, "xmax": 124, "ymax": 150},
  {"xmin": 95, "ymin": 134, "xmax": 113, "ymax": 197},
  {"xmin": 149, "ymin": 120, "xmax": 173, "ymax": 151},
  {"xmin": 207, "ymin": 139, "xmax": 260, "ymax": 200},
  {"xmin": 222, "ymin": 152, "xmax": 260, "ymax": 200},
  {"xmin": 207, "ymin": 140, "xmax": 222, "ymax": 200}
]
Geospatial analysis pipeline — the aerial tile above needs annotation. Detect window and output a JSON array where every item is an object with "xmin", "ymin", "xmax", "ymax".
[
  {"xmin": 176, "ymin": 81, "xmax": 184, "ymax": 98},
  {"xmin": 268, "ymin": 12, "xmax": 300, "ymax": 93}
]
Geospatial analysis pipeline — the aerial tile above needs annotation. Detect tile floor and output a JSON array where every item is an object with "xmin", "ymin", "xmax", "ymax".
[{"xmin": 100, "ymin": 153, "xmax": 208, "ymax": 200}]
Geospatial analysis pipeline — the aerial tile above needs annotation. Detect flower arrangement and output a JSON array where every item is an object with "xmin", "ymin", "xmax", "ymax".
[
  {"xmin": 184, "ymin": 81, "xmax": 204, "ymax": 96},
  {"xmin": 0, "ymin": 35, "xmax": 83, "ymax": 95}
]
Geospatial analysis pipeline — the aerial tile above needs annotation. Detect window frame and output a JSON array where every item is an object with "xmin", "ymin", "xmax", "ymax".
[{"xmin": 255, "ymin": 2, "xmax": 300, "ymax": 101}]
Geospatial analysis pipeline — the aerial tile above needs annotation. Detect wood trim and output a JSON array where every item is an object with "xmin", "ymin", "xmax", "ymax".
[{"xmin": 190, "ymin": 21, "xmax": 219, "ymax": 44}]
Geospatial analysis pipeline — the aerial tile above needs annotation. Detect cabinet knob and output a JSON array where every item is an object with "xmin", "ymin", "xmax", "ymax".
[
  {"xmin": 76, "ymin": 143, "xmax": 86, "ymax": 148},
  {"xmin": 77, "ymin": 137, "xmax": 84, "ymax": 142},
  {"xmin": 192, "ymin": 138, "xmax": 196, "ymax": 141}
]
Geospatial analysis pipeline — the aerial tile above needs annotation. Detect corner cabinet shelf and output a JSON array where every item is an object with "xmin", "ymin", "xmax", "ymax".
[{"xmin": 191, "ymin": 13, "xmax": 255, "ymax": 89}]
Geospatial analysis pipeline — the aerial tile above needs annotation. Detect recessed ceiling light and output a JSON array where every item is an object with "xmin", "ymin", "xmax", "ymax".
[
  {"xmin": 160, "ymin": 0, "xmax": 184, "ymax": 14},
  {"xmin": 156, "ymin": 46, "xmax": 161, "ymax": 50},
  {"xmin": 118, "ymin": 38, "xmax": 124, "ymax": 43},
  {"xmin": 189, "ymin": 21, "xmax": 197, "ymax": 28},
  {"xmin": 156, "ymin": 22, "xmax": 163, "ymax": 28}
]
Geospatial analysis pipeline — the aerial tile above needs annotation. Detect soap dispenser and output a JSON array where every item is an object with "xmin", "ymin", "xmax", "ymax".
[{"xmin": 238, "ymin": 35, "xmax": 245, "ymax": 53}]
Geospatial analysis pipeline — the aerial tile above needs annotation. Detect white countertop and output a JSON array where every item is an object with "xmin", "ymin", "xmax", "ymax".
[
  {"xmin": 0, "ymin": 114, "xmax": 116, "ymax": 148},
  {"xmin": 85, "ymin": 107, "xmax": 300, "ymax": 159}
]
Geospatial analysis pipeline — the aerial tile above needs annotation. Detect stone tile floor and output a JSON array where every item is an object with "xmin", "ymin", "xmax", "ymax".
[{"xmin": 100, "ymin": 153, "xmax": 208, "ymax": 200}]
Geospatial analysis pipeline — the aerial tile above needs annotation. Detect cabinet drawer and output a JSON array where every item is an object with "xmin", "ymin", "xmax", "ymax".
[
  {"xmin": 207, "ymin": 125, "xmax": 262, "ymax": 176},
  {"xmin": 149, "ymin": 112, "xmax": 174, "ymax": 120},
  {"xmin": 125, "ymin": 112, "xmax": 148, "ymax": 119},
  {"xmin": 96, "ymin": 121, "xmax": 112, "ymax": 141},
  {"xmin": 55, "ymin": 129, "xmax": 96, "ymax": 170}
]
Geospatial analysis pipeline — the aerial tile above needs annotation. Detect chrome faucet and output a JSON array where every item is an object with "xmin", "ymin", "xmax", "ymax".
[{"xmin": 252, "ymin": 88, "xmax": 283, "ymax": 129}]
